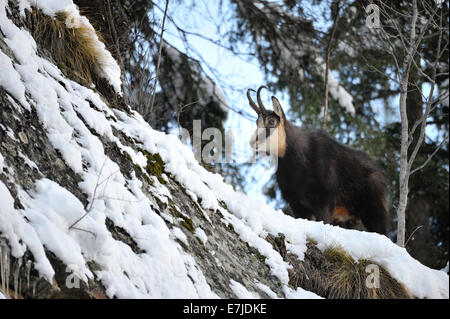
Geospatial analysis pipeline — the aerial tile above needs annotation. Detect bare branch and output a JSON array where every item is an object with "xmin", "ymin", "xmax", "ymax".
[
  {"xmin": 69, "ymin": 158, "xmax": 108, "ymax": 231},
  {"xmin": 405, "ymin": 225, "xmax": 423, "ymax": 247},
  {"xmin": 407, "ymin": 5, "xmax": 443, "ymax": 172},
  {"xmin": 149, "ymin": 0, "xmax": 169, "ymax": 114},
  {"xmin": 177, "ymin": 100, "xmax": 198, "ymax": 132},
  {"xmin": 322, "ymin": 1, "xmax": 340, "ymax": 131},
  {"xmin": 106, "ymin": 0, "xmax": 129, "ymax": 104},
  {"xmin": 410, "ymin": 134, "xmax": 449, "ymax": 175}
]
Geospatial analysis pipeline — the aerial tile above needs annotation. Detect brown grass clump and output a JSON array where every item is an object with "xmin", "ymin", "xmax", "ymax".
[
  {"xmin": 28, "ymin": 9, "xmax": 107, "ymax": 90},
  {"xmin": 266, "ymin": 234, "xmax": 412, "ymax": 299},
  {"xmin": 322, "ymin": 246, "xmax": 411, "ymax": 299}
]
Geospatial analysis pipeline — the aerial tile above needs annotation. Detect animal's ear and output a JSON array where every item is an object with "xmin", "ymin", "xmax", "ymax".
[{"xmin": 271, "ymin": 96, "xmax": 285, "ymax": 121}]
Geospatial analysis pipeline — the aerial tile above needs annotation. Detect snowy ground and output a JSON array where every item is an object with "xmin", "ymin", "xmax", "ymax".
[{"xmin": 0, "ymin": 0, "xmax": 448, "ymax": 299}]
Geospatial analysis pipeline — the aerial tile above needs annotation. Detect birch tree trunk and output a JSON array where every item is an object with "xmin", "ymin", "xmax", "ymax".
[
  {"xmin": 396, "ymin": 0, "xmax": 417, "ymax": 247},
  {"xmin": 397, "ymin": 72, "xmax": 411, "ymax": 247}
]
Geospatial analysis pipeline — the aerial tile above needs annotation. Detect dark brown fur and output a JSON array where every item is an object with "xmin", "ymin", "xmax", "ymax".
[
  {"xmin": 276, "ymin": 121, "xmax": 388, "ymax": 234},
  {"xmin": 247, "ymin": 87, "xmax": 387, "ymax": 234}
]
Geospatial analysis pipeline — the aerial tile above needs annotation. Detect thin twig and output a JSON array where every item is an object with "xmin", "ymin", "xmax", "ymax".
[
  {"xmin": 410, "ymin": 135, "xmax": 449, "ymax": 175},
  {"xmin": 177, "ymin": 100, "xmax": 198, "ymax": 132},
  {"xmin": 149, "ymin": 0, "xmax": 169, "ymax": 115},
  {"xmin": 322, "ymin": 1, "xmax": 340, "ymax": 131},
  {"xmin": 406, "ymin": 5, "xmax": 443, "ymax": 173},
  {"xmin": 405, "ymin": 225, "xmax": 423, "ymax": 247},
  {"xmin": 69, "ymin": 158, "xmax": 108, "ymax": 230},
  {"xmin": 106, "ymin": 0, "xmax": 129, "ymax": 103},
  {"xmin": 70, "ymin": 227, "xmax": 97, "ymax": 238}
]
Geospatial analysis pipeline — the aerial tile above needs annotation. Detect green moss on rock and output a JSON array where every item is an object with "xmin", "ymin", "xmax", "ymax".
[
  {"xmin": 138, "ymin": 148, "xmax": 166, "ymax": 184},
  {"xmin": 180, "ymin": 215, "xmax": 195, "ymax": 233}
]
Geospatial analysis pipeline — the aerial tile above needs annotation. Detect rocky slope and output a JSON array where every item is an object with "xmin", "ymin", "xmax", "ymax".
[{"xmin": 0, "ymin": 0, "xmax": 448, "ymax": 299}]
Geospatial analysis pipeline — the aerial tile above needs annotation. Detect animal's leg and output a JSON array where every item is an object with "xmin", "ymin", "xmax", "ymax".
[
  {"xmin": 359, "ymin": 198, "xmax": 387, "ymax": 235},
  {"xmin": 361, "ymin": 206, "xmax": 387, "ymax": 234},
  {"xmin": 286, "ymin": 197, "xmax": 315, "ymax": 220},
  {"xmin": 313, "ymin": 199, "xmax": 334, "ymax": 223},
  {"xmin": 359, "ymin": 173, "xmax": 388, "ymax": 235}
]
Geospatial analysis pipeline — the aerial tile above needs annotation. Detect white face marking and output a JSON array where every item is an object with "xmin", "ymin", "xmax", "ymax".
[
  {"xmin": 249, "ymin": 124, "xmax": 280, "ymax": 156},
  {"xmin": 249, "ymin": 117, "xmax": 264, "ymax": 148},
  {"xmin": 249, "ymin": 114, "xmax": 286, "ymax": 157},
  {"xmin": 261, "ymin": 127, "xmax": 281, "ymax": 155}
]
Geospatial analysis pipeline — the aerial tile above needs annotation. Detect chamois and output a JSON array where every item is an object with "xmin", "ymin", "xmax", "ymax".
[{"xmin": 248, "ymin": 86, "xmax": 387, "ymax": 234}]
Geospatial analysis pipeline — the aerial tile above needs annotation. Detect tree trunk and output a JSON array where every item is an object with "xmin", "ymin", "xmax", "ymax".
[
  {"xmin": 406, "ymin": 62, "xmax": 423, "ymax": 152},
  {"xmin": 396, "ymin": 0, "xmax": 418, "ymax": 247},
  {"xmin": 397, "ymin": 71, "xmax": 410, "ymax": 247}
]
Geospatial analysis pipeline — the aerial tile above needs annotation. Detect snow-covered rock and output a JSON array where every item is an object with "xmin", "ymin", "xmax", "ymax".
[{"xmin": 0, "ymin": 0, "xmax": 447, "ymax": 299}]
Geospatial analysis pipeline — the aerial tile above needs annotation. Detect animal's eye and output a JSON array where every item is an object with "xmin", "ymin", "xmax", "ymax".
[{"xmin": 268, "ymin": 118, "xmax": 277, "ymax": 126}]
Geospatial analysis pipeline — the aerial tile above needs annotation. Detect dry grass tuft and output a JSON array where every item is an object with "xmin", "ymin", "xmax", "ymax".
[
  {"xmin": 323, "ymin": 246, "xmax": 411, "ymax": 298},
  {"xmin": 266, "ymin": 234, "xmax": 411, "ymax": 299},
  {"xmin": 28, "ymin": 9, "xmax": 108, "ymax": 91}
]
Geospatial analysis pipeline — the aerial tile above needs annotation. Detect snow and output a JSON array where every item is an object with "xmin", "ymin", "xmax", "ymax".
[
  {"xmin": 0, "ymin": 182, "xmax": 55, "ymax": 281},
  {"xmin": 18, "ymin": 151, "xmax": 39, "ymax": 171},
  {"xmin": 171, "ymin": 227, "xmax": 189, "ymax": 246},
  {"xmin": 283, "ymin": 286, "xmax": 323, "ymax": 299},
  {"xmin": 0, "ymin": 124, "xmax": 18, "ymax": 142},
  {"xmin": 254, "ymin": 281, "xmax": 279, "ymax": 299},
  {"xmin": 0, "ymin": 51, "xmax": 30, "ymax": 110},
  {"xmin": 315, "ymin": 56, "xmax": 355, "ymax": 115},
  {"xmin": 229, "ymin": 279, "xmax": 260, "ymax": 299},
  {"xmin": 442, "ymin": 262, "xmax": 449, "ymax": 273},
  {"xmin": 194, "ymin": 227, "xmax": 208, "ymax": 244},
  {"xmin": 337, "ymin": 41, "xmax": 357, "ymax": 58},
  {"xmin": 0, "ymin": 0, "xmax": 448, "ymax": 300}
]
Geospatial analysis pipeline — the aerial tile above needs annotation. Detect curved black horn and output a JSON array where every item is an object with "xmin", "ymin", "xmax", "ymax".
[
  {"xmin": 247, "ymin": 89, "xmax": 260, "ymax": 114},
  {"xmin": 257, "ymin": 86, "xmax": 268, "ymax": 112}
]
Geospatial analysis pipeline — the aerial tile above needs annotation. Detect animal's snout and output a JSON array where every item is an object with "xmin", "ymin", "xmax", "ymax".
[{"xmin": 249, "ymin": 131, "xmax": 259, "ymax": 149}]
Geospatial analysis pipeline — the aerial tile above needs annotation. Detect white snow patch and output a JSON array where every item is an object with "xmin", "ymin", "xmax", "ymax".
[
  {"xmin": 0, "ymin": 181, "xmax": 54, "ymax": 281},
  {"xmin": 254, "ymin": 281, "xmax": 279, "ymax": 299},
  {"xmin": 18, "ymin": 151, "xmax": 39, "ymax": 171},
  {"xmin": 0, "ymin": 124, "xmax": 18, "ymax": 142},
  {"xmin": 0, "ymin": 152, "xmax": 4, "ymax": 171},
  {"xmin": 0, "ymin": 2, "xmax": 216, "ymax": 296},
  {"xmin": 441, "ymin": 262, "xmax": 449, "ymax": 273},
  {"xmin": 0, "ymin": 51, "xmax": 30, "ymax": 110},
  {"xmin": 229, "ymin": 280, "xmax": 260, "ymax": 299},
  {"xmin": 283, "ymin": 285, "xmax": 323, "ymax": 299},
  {"xmin": 171, "ymin": 227, "xmax": 189, "ymax": 246},
  {"xmin": 194, "ymin": 227, "xmax": 208, "ymax": 244},
  {"xmin": 315, "ymin": 56, "xmax": 355, "ymax": 115}
]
